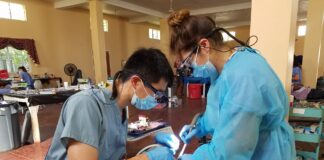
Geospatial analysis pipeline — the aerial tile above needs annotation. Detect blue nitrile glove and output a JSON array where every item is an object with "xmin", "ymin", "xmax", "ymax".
[
  {"xmin": 179, "ymin": 154, "xmax": 193, "ymax": 160},
  {"xmin": 146, "ymin": 146, "xmax": 174, "ymax": 160},
  {"xmin": 179, "ymin": 125, "xmax": 200, "ymax": 144},
  {"xmin": 155, "ymin": 132, "xmax": 180, "ymax": 154}
]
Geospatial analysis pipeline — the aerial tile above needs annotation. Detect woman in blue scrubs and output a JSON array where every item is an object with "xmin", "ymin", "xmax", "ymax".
[
  {"xmin": 18, "ymin": 66, "xmax": 34, "ymax": 89},
  {"xmin": 168, "ymin": 10, "xmax": 296, "ymax": 160},
  {"xmin": 46, "ymin": 48, "xmax": 175, "ymax": 160}
]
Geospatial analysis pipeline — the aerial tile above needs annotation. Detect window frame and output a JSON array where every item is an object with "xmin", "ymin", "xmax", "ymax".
[
  {"xmin": 0, "ymin": 0, "xmax": 27, "ymax": 21},
  {"xmin": 298, "ymin": 25, "xmax": 306, "ymax": 37},
  {"xmin": 148, "ymin": 28, "xmax": 161, "ymax": 40},
  {"xmin": 222, "ymin": 31, "xmax": 236, "ymax": 42},
  {"xmin": 0, "ymin": 46, "xmax": 31, "ymax": 74},
  {"xmin": 103, "ymin": 19, "xmax": 108, "ymax": 32}
]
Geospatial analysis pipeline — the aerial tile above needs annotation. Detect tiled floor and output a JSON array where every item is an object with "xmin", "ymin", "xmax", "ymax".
[
  {"xmin": 0, "ymin": 104, "xmax": 62, "ymax": 160},
  {"xmin": 0, "ymin": 98, "xmax": 206, "ymax": 159},
  {"xmin": 0, "ymin": 139, "xmax": 52, "ymax": 160},
  {"xmin": 2, "ymin": 97, "xmax": 324, "ymax": 159}
]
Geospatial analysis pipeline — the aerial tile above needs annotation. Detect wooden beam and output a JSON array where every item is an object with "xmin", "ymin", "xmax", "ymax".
[
  {"xmin": 55, "ymin": 0, "xmax": 87, "ymax": 9},
  {"xmin": 104, "ymin": 0, "xmax": 166, "ymax": 18},
  {"xmin": 219, "ymin": 20, "xmax": 250, "ymax": 28},
  {"xmin": 191, "ymin": 2, "xmax": 251, "ymax": 15},
  {"xmin": 102, "ymin": 9, "xmax": 115, "ymax": 15},
  {"xmin": 129, "ymin": 16, "xmax": 160, "ymax": 23}
]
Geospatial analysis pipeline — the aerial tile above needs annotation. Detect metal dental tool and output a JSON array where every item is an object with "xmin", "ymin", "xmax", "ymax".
[{"xmin": 177, "ymin": 113, "xmax": 203, "ymax": 159}]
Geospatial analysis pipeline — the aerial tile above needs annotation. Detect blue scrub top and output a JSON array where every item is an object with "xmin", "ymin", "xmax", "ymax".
[
  {"xmin": 192, "ymin": 47, "xmax": 296, "ymax": 160},
  {"xmin": 46, "ymin": 89, "xmax": 127, "ymax": 160},
  {"xmin": 292, "ymin": 67, "xmax": 302, "ymax": 84},
  {"xmin": 20, "ymin": 71, "xmax": 34, "ymax": 88}
]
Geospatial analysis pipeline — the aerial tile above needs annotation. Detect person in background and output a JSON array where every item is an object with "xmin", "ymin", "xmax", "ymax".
[
  {"xmin": 18, "ymin": 66, "xmax": 34, "ymax": 89},
  {"xmin": 290, "ymin": 55, "xmax": 324, "ymax": 100},
  {"xmin": 46, "ymin": 48, "xmax": 177, "ymax": 160},
  {"xmin": 168, "ymin": 9, "xmax": 295, "ymax": 160},
  {"xmin": 292, "ymin": 55, "xmax": 303, "ymax": 85}
]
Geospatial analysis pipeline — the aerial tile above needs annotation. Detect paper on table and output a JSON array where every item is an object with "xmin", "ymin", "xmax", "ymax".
[
  {"xmin": 127, "ymin": 126, "xmax": 173, "ymax": 142},
  {"xmin": 293, "ymin": 108, "xmax": 305, "ymax": 114}
]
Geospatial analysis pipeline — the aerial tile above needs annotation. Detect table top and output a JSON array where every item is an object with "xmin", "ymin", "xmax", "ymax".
[
  {"xmin": 33, "ymin": 77, "xmax": 62, "ymax": 80},
  {"xmin": 126, "ymin": 98, "xmax": 206, "ymax": 157},
  {"xmin": 3, "ymin": 90, "xmax": 79, "ymax": 106}
]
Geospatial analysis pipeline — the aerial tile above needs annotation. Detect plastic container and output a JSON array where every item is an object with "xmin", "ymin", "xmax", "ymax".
[
  {"xmin": 0, "ymin": 101, "xmax": 21, "ymax": 152},
  {"xmin": 0, "ymin": 70, "xmax": 9, "ymax": 79},
  {"xmin": 188, "ymin": 83, "xmax": 202, "ymax": 99}
]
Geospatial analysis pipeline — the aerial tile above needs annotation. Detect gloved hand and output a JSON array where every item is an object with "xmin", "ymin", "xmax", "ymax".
[
  {"xmin": 146, "ymin": 146, "xmax": 174, "ymax": 160},
  {"xmin": 179, "ymin": 154, "xmax": 193, "ymax": 160},
  {"xmin": 179, "ymin": 125, "xmax": 200, "ymax": 144},
  {"xmin": 155, "ymin": 132, "xmax": 180, "ymax": 154}
]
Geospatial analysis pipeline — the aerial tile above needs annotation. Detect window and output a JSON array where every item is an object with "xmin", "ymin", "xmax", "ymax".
[
  {"xmin": 222, "ymin": 31, "xmax": 236, "ymax": 42},
  {"xmin": 149, "ymin": 28, "xmax": 160, "ymax": 40},
  {"xmin": 103, "ymin": 19, "xmax": 108, "ymax": 32},
  {"xmin": 0, "ymin": 46, "xmax": 30, "ymax": 73},
  {"xmin": 0, "ymin": 1, "xmax": 26, "ymax": 21},
  {"xmin": 298, "ymin": 25, "xmax": 306, "ymax": 36}
]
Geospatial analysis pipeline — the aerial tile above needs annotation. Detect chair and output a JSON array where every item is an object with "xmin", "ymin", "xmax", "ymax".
[
  {"xmin": 72, "ymin": 69, "xmax": 82, "ymax": 86},
  {"xmin": 33, "ymin": 80, "xmax": 43, "ymax": 89}
]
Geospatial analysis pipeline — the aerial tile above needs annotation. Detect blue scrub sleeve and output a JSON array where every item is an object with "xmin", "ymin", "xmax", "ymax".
[
  {"xmin": 292, "ymin": 67, "xmax": 299, "ymax": 76},
  {"xmin": 192, "ymin": 116, "xmax": 208, "ymax": 138},
  {"xmin": 20, "ymin": 72, "xmax": 28, "ymax": 82},
  {"xmin": 192, "ymin": 70, "xmax": 267, "ymax": 159},
  {"xmin": 192, "ymin": 108, "xmax": 261, "ymax": 160},
  {"xmin": 60, "ymin": 95, "xmax": 102, "ymax": 149}
]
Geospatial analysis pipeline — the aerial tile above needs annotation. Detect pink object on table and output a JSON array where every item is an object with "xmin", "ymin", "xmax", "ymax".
[{"xmin": 154, "ymin": 103, "xmax": 166, "ymax": 109}]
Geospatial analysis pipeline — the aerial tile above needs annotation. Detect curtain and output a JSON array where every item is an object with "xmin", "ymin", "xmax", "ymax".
[{"xmin": 0, "ymin": 37, "xmax": 40, "ymax": 64}]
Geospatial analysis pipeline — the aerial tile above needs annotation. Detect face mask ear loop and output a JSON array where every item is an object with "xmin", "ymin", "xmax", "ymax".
[
  {"xmin": 132, "ymin": 86, "xmax": 136, "ymax": 96},
  {"xmin": 119, "ymin": 81, "xmax": 125, "ymax": 96},
  {"xmin": 193, "ymin": 46, "xmax": 200, "ymax": 64},
  {"xmin": 132, "ymin": 76, "xmax": 144, "ymax": 98},
  {"xmin": 139, "ymin": 79, "xmax": 153, "ymax": 98}
]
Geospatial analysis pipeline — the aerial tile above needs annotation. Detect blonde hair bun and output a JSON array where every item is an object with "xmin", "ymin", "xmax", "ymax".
[{"xmin": 168, "ymin": 9, "xmax": 190, "ymax": 27}]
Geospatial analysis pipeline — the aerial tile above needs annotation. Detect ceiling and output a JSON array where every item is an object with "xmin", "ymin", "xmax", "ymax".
[
  {"xmin": 120, "ymin": 0, "xmax": 251, "ymax": 13},
  {"xmin": 52, "ymin": 0, "xmax": 309, "ymax": 28}
]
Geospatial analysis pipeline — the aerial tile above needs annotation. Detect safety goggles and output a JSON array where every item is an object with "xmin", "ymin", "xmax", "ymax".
[
  {"xmin": 122, "ymin": 70, "xmax": 169, "ymax": 104},
  {"xmin": 176, "ymin": 46, "xmax": 199, "ymax": 77},
  {"xmin": 142, "ymin": 80, "xmax": 169, "ymax": 104}
]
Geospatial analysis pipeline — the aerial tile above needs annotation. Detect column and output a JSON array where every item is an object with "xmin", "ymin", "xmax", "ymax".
[
  {"xmin": 89, "ymin": 0, "xmax": 107, "ymax": 83},
  {"xmin": 303, "ymin": 0, "xmax": 324, "ymax": 87},
  {"xmin": 319, "ymin": 29, "xmax": 324, "ymax": 77},
  {"xmin": 318, "ymin": 25, "xmax": 324, "ymax": 78},
  {"xmin": 160, "ymin": 19, "xmax": 175, "ymax": 72},
  {"xmin": 250, "ymin": 0, "xmax": 298, "ymax": 94}
]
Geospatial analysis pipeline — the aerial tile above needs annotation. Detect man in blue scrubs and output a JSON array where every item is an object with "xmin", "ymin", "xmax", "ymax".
[{"xmin": 46, "ymin": 48, "xmax": 175, "ymax": 160}]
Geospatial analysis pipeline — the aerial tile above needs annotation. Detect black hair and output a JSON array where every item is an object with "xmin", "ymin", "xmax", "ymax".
[
  {"xmin": 111, "ymin": 48, "xmax": 174, "ymax": 100},
  {"xmin": 293, "ymin": 55, "xmax": 303, "ymax": 68},
  {"xmin": 18, "ymin": 66, "xmax": 27, "ymax": 72}
]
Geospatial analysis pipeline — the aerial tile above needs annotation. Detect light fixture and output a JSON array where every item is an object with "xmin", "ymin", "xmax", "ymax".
[{"xmin": 168, "ymin": 0, "xmax": 174, "ymax": 13}]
